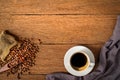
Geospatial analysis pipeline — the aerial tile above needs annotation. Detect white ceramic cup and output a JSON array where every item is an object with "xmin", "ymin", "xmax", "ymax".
[{"xmin": 64, "ymin": 46, "xmax": 95, "ymax": 76}]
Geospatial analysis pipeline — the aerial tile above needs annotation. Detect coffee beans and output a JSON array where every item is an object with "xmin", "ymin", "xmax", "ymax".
[{"xmin": 0, "ymin": 38, "xmax": 39, "ymax": 79}]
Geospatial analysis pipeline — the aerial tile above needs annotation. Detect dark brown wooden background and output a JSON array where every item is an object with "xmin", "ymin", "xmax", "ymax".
[{"xmin": 0, "ymin": 0, "xmax": 120, "ymax": 80}]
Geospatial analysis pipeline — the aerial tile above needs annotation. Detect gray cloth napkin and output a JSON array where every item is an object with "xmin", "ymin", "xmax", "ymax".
[{"xmin": 46, "ymin": 16, "xmax": 120, "ymax": 80}]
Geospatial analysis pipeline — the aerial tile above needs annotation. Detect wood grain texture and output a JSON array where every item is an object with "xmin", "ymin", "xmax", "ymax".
[
  {"xmin": 30, "ymin": 44, "xmax": 102, "ymax": 74},
  {"xmin": 0, "ymin": 0, "xmax": 120, "ymax": 14},
  {"xmin": 0, "ymin": 73, "xmax": 45, "ymax": 80},
  {"xmin": 0, "ymin": 15, "xmax": 116, "ymax": 44},
  {"xmin": 0, "ymin": 0, "xmax": 120, "ymax": 80}
]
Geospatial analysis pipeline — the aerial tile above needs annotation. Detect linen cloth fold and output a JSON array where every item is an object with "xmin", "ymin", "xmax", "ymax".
[{"xmin": 46, "ymin": 16, "xmax": 120, "ymax": 80}]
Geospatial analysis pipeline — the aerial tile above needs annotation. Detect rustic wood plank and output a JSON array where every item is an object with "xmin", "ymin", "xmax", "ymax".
[
  {"xmin": 0, "ymin": 15, "xmax": 116, "ymax": 44},
  {"xmin": 0, "ymin": 73, "xmax": 46, "ymax": 80},
  {"xmin": 0, "ymin": 44, "xmax": 102, "ymax": 76},
  {"xmin": 30, "ymin": 44, "xmax": 102, "ymax": 74},
  {"xmin": 0, "ymin": 0, "xmax": 120, "ymax": 14}
]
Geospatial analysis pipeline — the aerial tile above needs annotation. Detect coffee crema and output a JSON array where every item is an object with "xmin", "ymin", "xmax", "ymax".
[{"xmin": 70, "ymin": 52, "xmax": 89, "ymax": 71}]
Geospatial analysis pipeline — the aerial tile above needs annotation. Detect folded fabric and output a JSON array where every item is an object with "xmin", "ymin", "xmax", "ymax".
[{"xmin": 46, "ymin": 16, "xmax": 120, "ymax": 80}]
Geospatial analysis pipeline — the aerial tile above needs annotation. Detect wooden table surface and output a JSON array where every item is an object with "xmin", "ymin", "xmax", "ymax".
[{"xmin": 0, "ymin": 0, "xmax": 120, "ymax": 80}]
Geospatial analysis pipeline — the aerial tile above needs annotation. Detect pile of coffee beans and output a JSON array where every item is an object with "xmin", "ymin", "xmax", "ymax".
[{"xmin": 0, "ymin": 38, "xmax": 39, "ymax": 79}]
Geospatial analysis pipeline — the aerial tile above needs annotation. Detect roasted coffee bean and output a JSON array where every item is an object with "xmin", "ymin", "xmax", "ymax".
[{"xmin": 0, "ymin": 38, "xmax": 39, "ymax": 79}]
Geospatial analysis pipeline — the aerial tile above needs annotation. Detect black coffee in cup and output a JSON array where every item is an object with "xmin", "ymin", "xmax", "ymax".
[
  {"xmin": 70, "ymin": 52, "xmax": 88, "ymax": 71},
  {"xmin": 64, "ymin": 46, "xmax": 95, "ymax": 76}
]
